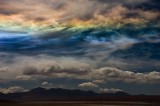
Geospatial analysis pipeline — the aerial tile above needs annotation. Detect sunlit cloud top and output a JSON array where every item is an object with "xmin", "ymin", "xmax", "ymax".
[{"xmin": 0, "ymin": 0, "xmax": 159, "ymax": 33}]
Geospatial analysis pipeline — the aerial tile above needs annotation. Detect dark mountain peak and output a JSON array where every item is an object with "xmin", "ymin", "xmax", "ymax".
[
  {"xmin": 114, "ymin": 91, "xmax": 130, "ymax": 96},
  {"xmin": 47, "ymin": 88, "xmax": 98, "ymax": 97},
  {"xmin": 101, "ymin": 91, "xmax": 130, "ymax": 96},
  {"xmin": 29, "ymin": 87, "xmax": 46, "ymax": 92}
]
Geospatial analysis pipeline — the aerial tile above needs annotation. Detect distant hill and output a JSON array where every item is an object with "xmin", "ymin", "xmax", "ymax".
[{"xmin": 0, "ymin": 87, "xmax": 160, "ymax": 102}]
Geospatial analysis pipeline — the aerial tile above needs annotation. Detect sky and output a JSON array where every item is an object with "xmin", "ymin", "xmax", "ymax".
[{"xmin": 0, "ymin": 0, "xmax": 160, "ymax": 95}]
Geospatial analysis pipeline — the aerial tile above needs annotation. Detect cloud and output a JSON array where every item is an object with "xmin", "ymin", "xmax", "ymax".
[
  {"xmin": 0, "ymin": 53, "xmax": 159, "ymax": 84},
  {"xmin": 84, "ymin": 37, "xmax": 139, "ymax": 61},
  {"xmin": 0, "ymin": 86, "xmax": 28, "ymax": 94},
  {"xmin": 17, "ymin": 66, "xmax": 160, "ymax": 84},
  {"xmin": 78, "ymin": 80, "xmax": 105, "ymax": 88},
  {"xmin": 92, "ymin": 80, "xmax": 106, "ymax": 84},
  {"xmin": 20, "ymin": 56, "xmax": 91, "ymax": 78},
  {"xmin": 99, "ymin": 88, "xmax": 123, "ymax": 93},
  {"xmin": 0, "ymin": 0, "xmax": 159, "ymax": 32},
  {"xmin": 42, "ymin": 81, "xmax": 53, "ymax": 86},
  {"xmin": 96, "ymin": 0, "xmax": 150, "ymax": 4},
  {"xmin": 0, "ymin": 67, "xmax": 9, "ymax": 72},
  {"xmin": 0, "ymin": 54, "xmax": 92, "ymax": 81},
  {"xmin": 91, "ymin": 67, "xmax": 160, "ymax": 83},
  {"xmin": 79, "ymin": 82, "xmax": 98, "ymax": 88},
  {"xmin": 15, "ymin": 75, "xmax": 35, "ymax": 81}
]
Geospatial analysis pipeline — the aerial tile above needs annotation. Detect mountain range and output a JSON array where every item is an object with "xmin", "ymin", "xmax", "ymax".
[{"xmin": 0, "ymin": 87, "xmax": 160, "ymax": 102}]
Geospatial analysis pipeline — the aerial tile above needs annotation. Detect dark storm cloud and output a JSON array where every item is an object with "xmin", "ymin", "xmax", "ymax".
[
  {"xmin": 23, "ymin": 64, "xmax": 90, "ymax": 76},
  {"xmin": 126, "ymin": 0, "xmax": 160, "ymax": 11},
  {"xmin": 24, "ymin": 16, "xmax": 47, "ymax": 22}
]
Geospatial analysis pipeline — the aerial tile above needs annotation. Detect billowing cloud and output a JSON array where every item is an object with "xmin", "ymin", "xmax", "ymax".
[
  {"xmin": 92, "ymin": 67, "xmax": 160, "ymax": 84},
  {"xmin": 0, "ymin": 53, "xmax": 159, "ymax": 84},
  {"xmin": 0, "ymin": 0, "xmax": 159, "ymax": 32},
  {"xmin": 79, "ymin": 82, "xmax": 98, "ymax": 88},
  {"xmin": 0, "ymin": 54, "xmax": 92, "ymax": 81},
  {"xmin": 0, "ymin": 86, "xmax": 28, "ymax": 94},
  {"xmin": 99, "ymin": 88, "xmax": 123, "ymax": 93}
]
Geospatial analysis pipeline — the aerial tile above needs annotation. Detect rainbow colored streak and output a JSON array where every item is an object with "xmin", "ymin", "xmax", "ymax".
[{"xmin": 0, "ymin": 14, "xmax": 159, "ymax": 34}]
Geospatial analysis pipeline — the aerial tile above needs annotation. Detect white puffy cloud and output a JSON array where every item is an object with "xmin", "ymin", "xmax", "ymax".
[
  {"xmin": 42, "ymin": 81, "xmax": 53, "ymax": 86},
  {"xmin": 99, "ymin": 88, "xmax": 123, "ymax": 93},
  {"xmin": 79, "ymin": 82, "xmax": 98, "ymax": 88},
  {"xmin": 91, "ymin": 67, "xmax": 160, "ymax": 83},
  {"xmin": 0, "ymin": 86, "xmax": 28, "ymax": 94}
]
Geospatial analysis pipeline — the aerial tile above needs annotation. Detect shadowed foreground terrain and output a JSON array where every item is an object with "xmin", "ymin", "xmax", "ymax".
[{"xmin": 0, "ymin": 101, "xmax": 159, "ymax": 106}]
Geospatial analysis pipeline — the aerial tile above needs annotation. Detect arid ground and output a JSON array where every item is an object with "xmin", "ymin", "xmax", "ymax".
[{"xmin": 0, "ymin": 101, "xmax": 159, "ymax": 106}]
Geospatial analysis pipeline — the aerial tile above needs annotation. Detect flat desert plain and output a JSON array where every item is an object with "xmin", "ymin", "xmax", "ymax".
[{"xmin": 0, "ymin": 101, "xmax": 159, "ymax": 106}]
